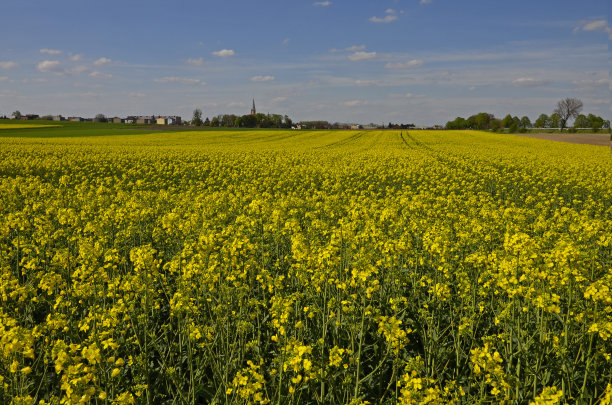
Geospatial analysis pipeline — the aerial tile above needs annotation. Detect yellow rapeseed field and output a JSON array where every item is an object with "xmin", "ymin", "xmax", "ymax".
[
  {"xmin": 0, "ymin": 129, "xmax": 611, "ymax": 404},
  {"xmin": 0, "ymin": 124, "xmax": 60, "ymax": 130}
]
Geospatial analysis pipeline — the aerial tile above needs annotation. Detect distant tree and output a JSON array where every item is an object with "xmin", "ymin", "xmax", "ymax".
[
  {"xmin": 473, "ymin": 113, "xmax": 493, "ymax": 130},
  {"xmin": 489, "ymin": 119, "xmax": 502, "ymax": 132},
  {"xmin": 94, "ymin": 113, "xmax": 107, "ymax": 123},
  {"xmin": 239, "ymin": 114, "xmax": 257, "ymax": 127},
  {"xmin": 192, "ymin": 108, "xmax": 203, "ymax": 126},
  {"xmin": 269, "ymin": 114, "xmax": 283, "ymax": 127},
  {"xmin": 204, "ymin": 117, "xmax": 210, "ymax": 126},
  {"xmin": 554, "ymin": 97, "xmax": 583, "ymax": 130},
  {"xmin": 220, "ymin": 114, "xmax": 238, "ymax": 127},
  {"xmin": 573, "ymin": 114, "xmax": 589, "ymax": 129},
  {"xmin": 445, "ymin": 117, "xmax": 468, "ymax": 130},
  {"xmin": 501, "ymin": 114, "xmax": 514, "ymax": 129},
  {"xmin": 534, "ymin": 114, "xmax": 549, "ymax": 128},
  {"xmin": 466, "ymin": 115, "xmax": 476, "ymax": 129},
  {"xmin": 210, "ymin": 116, "xmax": 219, "ymax": 127},
  {"xmin": 456, "ymin": 117, "xmax": 468, "ymax": 129},
  {"xmin": 587, "ymin": 113, "xmax": 604, "ymax": 132},
  {"xmin": 509, "ymin": 119, "xmax": 519, "ymax": 133},
  {"xmin": 461, "ymin": 112, "xmax": 493, "ymax": 130},
  {"xmin": 12, "ymin": 110, "xmax": 21, "ymax": 119},
  {"xmin": 520, "ymin": 116, "xmax": 532, "ymax": 128},
  {"xmin": 549, "ymin": 113, "xmax": 560, "ymax": 129}
]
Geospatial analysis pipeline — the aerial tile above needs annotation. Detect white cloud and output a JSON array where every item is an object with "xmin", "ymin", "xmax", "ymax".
[
  {"xmin": 212, "ymin": 49, "xmax": 236, "ymax": 57},
  {"xmin": 369, "ymin": 14, "xmax": 398, "ymax": 23},
  {"xmin": 89, "ymin": 71, "xmax": 112, "ymax": 79},
  {"xmin": 574, "ymin": 19, "xmax": 611, "ymax": 39},
  {"xmin": 330, "ymin": 45, "xmax": 366, "ymax": 53},
  {"xmin": 385, "ymin": 9, "xmax": 396, "ymax": 14},
  {"xmin": 40, "ymin": 48, "xmax": 61, "ymax": 55},
  {"xmin": 346, "ymin": 45, "xmax": 366, "ymax": 52},
  {"xmin": 250, "ymin": 75, "xmax": 275, "ymax": 82},
  {"xmin": 314, "ymin": 1, "xmax": 331, "ymax": 6},
  {"xmin": 282, "ymin": 38, "xmax": 291, "ymax": 45},
  {"xmin": 582, "ymin": 20, "xmax": 608, "ymax": 31},
  {"xmin": 129, "ymin": 92, "xmax": 147, "ymax": 98},
  {"xmin": 355, "ymin": 79, "xmax": 377, "ymax": 86},
  {"xmin": 343, "ymin": 100, "xmax": 367, "ymax": 107},
  {"xmin": 272, "ymin": 97, "xmax": 288, "ymax": 103},
  {"xmin": 0, "ymin": 77, "xmax": 8, "ymax": 81},
  {"xmin": 0, "ymin": 61, "xmax": 18, "ymax": 69},
  {"xmin": 186, "ymin": 57, "xmax": 205, "ymax": 66},
  {"xmin": 154, "ymin": 76, "xmax": 204, "ymax": 85},
  {"xmin": 348, "ymin": 51, "xmax": 377, "ymax": 61},
  {"xmin": 69, "ymin": 53, "xmax": 82, "ymax": 61},
  {"xmin": 385, "ymin": 59, "xmax": 424, "ymax": 69},
  {"xmin": 509, "ymin": 77, "xmax": 548, "ymax": 87},
  {"xmin": 93, "ymin": 57, "xmax": 112, "ymax": 66},
  {"xmin": 227, "ymin": 101, "xmax": 246, "ymax": 108},
  {"xmin": 37, "ymin": 60, "xmax": 64, "ymax": 74},
  {"xmin": 420, "ymin": 0, "xmax": 432, "ymax": 4}
]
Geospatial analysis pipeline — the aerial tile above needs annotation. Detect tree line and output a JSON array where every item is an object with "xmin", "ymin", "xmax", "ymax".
[
  {"xmin": 191, "ymin": 109, "xmax": 293, "ymax": 128},
  {"xmin": 446, "ymin": 98, "xmax": 609, "ymax": 132}
]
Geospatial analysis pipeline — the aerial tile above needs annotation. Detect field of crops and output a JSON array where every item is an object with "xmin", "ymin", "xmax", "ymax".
[
  {"xmin": 0, "ymin": 128, "xmax": 611, "ymax": 404},
  {"xmin": 0, "ymin": 124, "xmax": 61, "ymax": 130}
]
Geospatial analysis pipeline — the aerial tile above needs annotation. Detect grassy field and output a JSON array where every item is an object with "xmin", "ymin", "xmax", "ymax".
[
  {"xmin": 0, "ymin": 120, "xmax": 288, "ymax": 138},
  {"xmin": 1, "ymin": 126, "xmax": 611, "ymax": 404}
]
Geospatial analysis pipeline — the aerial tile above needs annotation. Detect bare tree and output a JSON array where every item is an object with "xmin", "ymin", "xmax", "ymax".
[{"xmin": 554, "ymin": 98, "xmax": 583, "ymax": 131}]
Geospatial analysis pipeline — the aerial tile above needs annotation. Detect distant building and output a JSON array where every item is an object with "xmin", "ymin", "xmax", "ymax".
[
  {"xmin": 52, "ymin": 115, "xmax": 65, "ymax": 121},
  {"xmin": 68, "ymin": 117, "xmax": 84, "ymax": 122},
  {"xmin": 136, "ymin": 116, "xmax": 155, "ymax": 124},
  {"xmin": 251, "ymin": 99, "xmax": 256, "ymax": 115},
  {"xmin": 155, "ymin": 116, "xmax": 182, "ymax": 125},
  {"xmin": 113, "ymin": 117, "xmax": 124, "ymax": 124}
]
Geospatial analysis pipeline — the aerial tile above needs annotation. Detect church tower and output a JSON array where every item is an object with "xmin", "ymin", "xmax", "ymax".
[{"xmin": 251, "ymin": 99, "xmax": 256, "ymax": 115}]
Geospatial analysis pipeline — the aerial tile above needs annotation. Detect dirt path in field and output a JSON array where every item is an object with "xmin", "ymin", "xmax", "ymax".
[{"xmin": 511, "ymin": 132, "xmax": 611, "ymax": 147}]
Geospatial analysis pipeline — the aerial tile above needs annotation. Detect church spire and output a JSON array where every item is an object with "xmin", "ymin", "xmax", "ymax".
[{"xmin": 251, "ymin": 99, "xmax": 256, "ymax": 115}]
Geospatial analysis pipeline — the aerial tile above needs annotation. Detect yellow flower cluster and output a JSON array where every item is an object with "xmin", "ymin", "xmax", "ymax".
[{"xmin": 227, "ymin": 360, "xmax": 269, "ymax": 404}]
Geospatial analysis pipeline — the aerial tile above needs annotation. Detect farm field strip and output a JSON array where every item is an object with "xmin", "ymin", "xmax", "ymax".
[
  {"xmin": 0, "ymin": 130, "xmax": 611, "ymax": 404},
  {"xmin": 0, "ymin": 124, "xmax": 61, "ymax": 130}
]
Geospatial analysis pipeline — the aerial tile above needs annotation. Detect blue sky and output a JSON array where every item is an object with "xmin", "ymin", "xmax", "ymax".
[{"xmin": 0, "ymin": 0, "xmax": 609, "ymax": 125}]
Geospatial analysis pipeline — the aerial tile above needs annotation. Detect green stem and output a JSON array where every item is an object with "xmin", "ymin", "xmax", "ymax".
[{"xmin": 353, "ymin": 300, "xmax": 367, "ymax": 400}]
